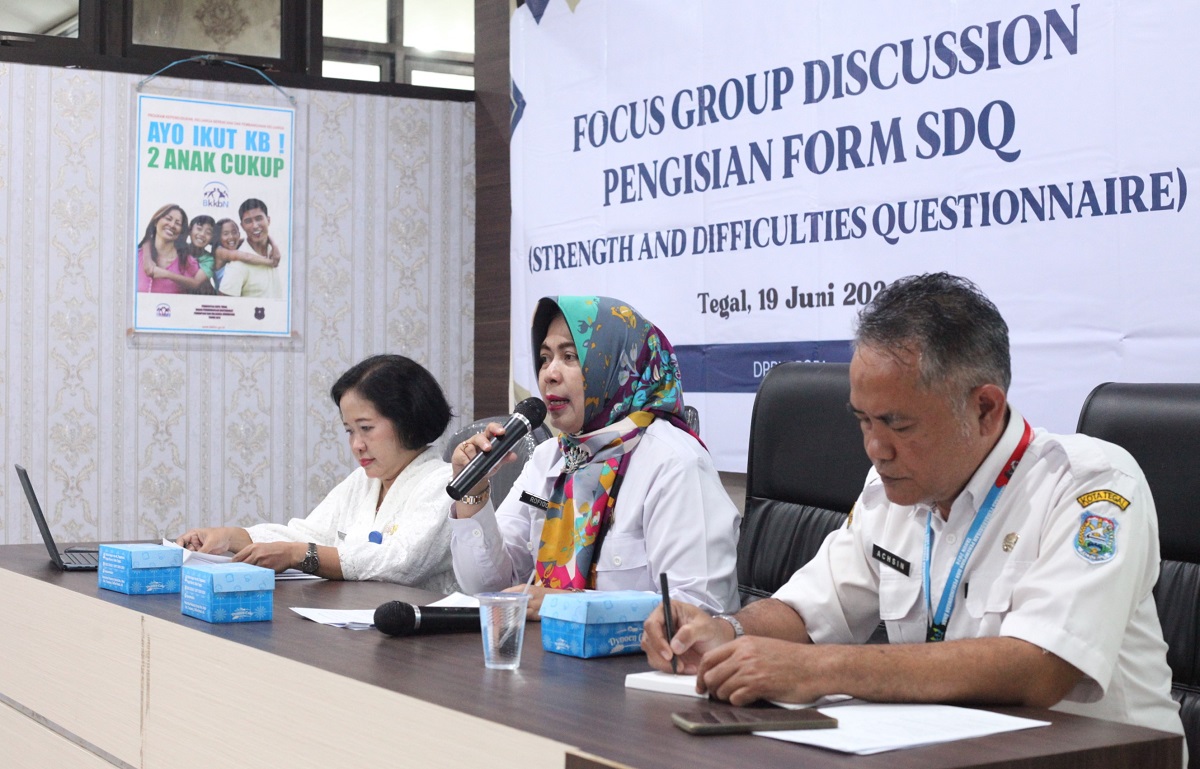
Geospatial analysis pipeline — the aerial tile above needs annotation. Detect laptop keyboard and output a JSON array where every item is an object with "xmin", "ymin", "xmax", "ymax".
[{"xmin": 64, "ymin": 550, "xmax": 99, "ymax": 566}]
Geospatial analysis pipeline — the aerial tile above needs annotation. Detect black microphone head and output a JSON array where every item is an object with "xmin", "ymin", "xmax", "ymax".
[
  {"xmin": 514, "ymin": 397, "xmax": 547, "ymax": 429},
  {"xmin": 374, "ymin": 600, "xmax": 418, "ymax": 637}
]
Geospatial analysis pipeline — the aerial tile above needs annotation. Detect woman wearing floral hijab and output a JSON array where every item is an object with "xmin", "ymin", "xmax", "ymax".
[{"xmin": 450, "ymin": 296, "xmax": 740, "ymax": 615}]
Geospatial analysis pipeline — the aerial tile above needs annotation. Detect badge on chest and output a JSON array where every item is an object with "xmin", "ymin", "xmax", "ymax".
[
  {"xmin": 872, "ymin": 544, "xmax": 911, "ymax": 576},
  {"xmin": 520, "ymin": 491, "xmax": 550, "ymax": 510}
]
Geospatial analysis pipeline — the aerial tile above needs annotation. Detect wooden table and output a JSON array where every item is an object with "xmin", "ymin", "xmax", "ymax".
[{"xmin": 0, "ymin": 544, "xmax": 1181, "ymax": 769}]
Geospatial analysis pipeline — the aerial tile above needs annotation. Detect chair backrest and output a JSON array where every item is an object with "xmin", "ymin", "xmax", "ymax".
[
  {"xmin": 738, "ymin": 362, "xmax": 872, "ymax": 601},
  {"xmin": 1076, "ymin": 382, "xmax": 1200, "ymax": 764},
  {"xmin": 683, "ymin": 405, "xmax": 700, "ymax": 434},
  {"xmin": 443, "ymin": 417, "xmax": 552, "ymax": 507}
]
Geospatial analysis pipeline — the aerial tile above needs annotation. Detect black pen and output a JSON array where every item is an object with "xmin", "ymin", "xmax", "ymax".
[{"xmin": 659, "ymin": 572, "xmax": 678, "ymax": 674}]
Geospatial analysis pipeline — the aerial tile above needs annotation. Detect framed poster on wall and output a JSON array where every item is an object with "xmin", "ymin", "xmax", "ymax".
[{"xmin": 132, "ymin": 93, "xmax": 294, "ymax": 336}]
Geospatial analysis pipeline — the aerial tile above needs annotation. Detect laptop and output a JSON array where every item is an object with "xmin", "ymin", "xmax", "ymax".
[{"xmin": 15, "ymin": 464, "xmax": 100, "ymax": 571}]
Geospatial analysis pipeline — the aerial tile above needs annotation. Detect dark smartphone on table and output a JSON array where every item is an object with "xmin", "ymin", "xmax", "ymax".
[{"xmin": 671, "ymin": 707, "xmax": 837, "ymax": 735}]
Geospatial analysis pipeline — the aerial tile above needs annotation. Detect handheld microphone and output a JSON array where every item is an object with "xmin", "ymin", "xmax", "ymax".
[
  {"xmin": 373, "ymin": 601, "xmax": 481, "ymax": 637},
  {"xmin": 446, "ymin": 397, "xmax": 547, "ymax": 501}
]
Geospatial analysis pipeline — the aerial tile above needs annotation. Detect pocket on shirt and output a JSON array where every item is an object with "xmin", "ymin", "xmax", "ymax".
[
  {"xmin": 878, "ymin": 572, "xmax": 926, "ymax": 644},
  {"xmin": 594, "ymin": 534, "xmax": 649, "ymax": 575},
  {"xmin": 964, "ymin": 561, "xmax": 1030, "ymax": 637}
]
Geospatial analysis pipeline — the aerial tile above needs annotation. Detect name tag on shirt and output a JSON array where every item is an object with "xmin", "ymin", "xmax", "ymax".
[
  {"xmin": 872, "ymin": 544, "xmax": 911, "ymax": 576},
  {"xmin": 520, "ymin": 491, "xmax": 549, "ymax": 510}
]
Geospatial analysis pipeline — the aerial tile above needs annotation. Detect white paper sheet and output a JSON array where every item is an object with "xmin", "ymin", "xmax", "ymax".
[
  {"xmin": 274, "ymin": 570, "xmax": 323, "ymax": 581},
  {"xmin": 291, "ymin": 607, "xmax": 376, "ymax": 629},
  {"xmin": 624, "ymin": 671, "xmax": 856, "ymax": 708},
  {"xmin": 430, "ymin": 592, "xmax": 480, "ymax": 608},
  {"xmin": 758, "ymin": 703, "xmax": 1050, "ymax": 755},
  {"xmin": 161, "ymin": 538, "xmax": 320, "ymax": 580},
  {"xmin": 624, "ymin": 671, "xmax": 705, "ymax": 698}
]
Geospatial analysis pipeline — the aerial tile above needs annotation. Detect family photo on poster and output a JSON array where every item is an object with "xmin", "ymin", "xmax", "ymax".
[{"xmin": 132, "ymin": 94, "xmax": 294, "ymax": 336}]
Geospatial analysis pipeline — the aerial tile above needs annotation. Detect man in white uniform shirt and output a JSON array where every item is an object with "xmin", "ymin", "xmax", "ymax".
[
  {"xmin": 643, "ymin": 273, "xmax": 1183, "ymax": 742},
  {"xmin": 219, "ymin": 197, "xmax": 281, "ymax": 299}
]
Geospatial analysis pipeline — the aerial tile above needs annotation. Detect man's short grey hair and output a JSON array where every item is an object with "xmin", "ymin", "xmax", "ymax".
[{"xmin": 854, "ymin": 272, "xmax": 1011, "ymax": 395}]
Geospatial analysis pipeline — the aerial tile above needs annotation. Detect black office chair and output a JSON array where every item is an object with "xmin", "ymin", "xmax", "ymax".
[
  {"xmin": 1076, "ymin": 382, "xmax": 1200, "ymax": 766},
  {"xmin": 443, "ymin": 417, "xmax": 552, "ymax": 507},
  {"xmin": 737, "ymin": 362, "xmax": 872, "ymax": 602}
]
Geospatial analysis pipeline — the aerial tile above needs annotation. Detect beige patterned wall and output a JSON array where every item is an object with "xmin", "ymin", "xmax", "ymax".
[{"xmin": 0, "ymin": 61, "xmax": 476, "ymax": 545}]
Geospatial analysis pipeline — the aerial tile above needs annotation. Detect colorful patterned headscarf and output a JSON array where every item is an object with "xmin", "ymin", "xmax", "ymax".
[{"xmin": 530, "ymin": 296, "xmax": 696, "ymax": 590}]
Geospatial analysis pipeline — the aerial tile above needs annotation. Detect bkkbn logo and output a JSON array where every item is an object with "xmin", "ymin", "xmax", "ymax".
[{"xmin": 202, "ymin": 181, "xmax": 230, "ymax": 208}]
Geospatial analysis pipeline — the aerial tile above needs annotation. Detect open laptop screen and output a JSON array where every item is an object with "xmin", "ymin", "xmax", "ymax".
[{"xmin": 14, "ymin": 464, "xmax": 97, "ymax": 570}]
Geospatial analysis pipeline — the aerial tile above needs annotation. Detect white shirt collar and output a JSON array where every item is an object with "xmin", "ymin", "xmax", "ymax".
[{"xmin": 951, "ymin": 404, "xmax": 1025, "ymax": 519}]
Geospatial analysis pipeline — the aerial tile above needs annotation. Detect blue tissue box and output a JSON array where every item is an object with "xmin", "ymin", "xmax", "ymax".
[
  {"xmin": 98, "ymin": 544, "xmax": 182, "ymax": 595},
  {"xmin": 181, "ymin": 562, "xmax": 274, "ymax": 623},
  {"xmin": 540, "ymin": 590, "xmax": 661, "ymax": 658}
]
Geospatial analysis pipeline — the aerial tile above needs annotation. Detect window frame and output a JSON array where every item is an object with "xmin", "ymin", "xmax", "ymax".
[
  {"xmin": 121, "ymin": 0, "xmax": 302, "ymax": 74},
  {"xmin": 0, "ymin": 0, "xmax": 472, "ymax": 102}
]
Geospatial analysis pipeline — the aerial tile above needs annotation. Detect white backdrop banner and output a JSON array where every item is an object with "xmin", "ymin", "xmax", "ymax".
[{"xmin": 510, "ymin": 0, "xmax": 1200, "ymax": 471}]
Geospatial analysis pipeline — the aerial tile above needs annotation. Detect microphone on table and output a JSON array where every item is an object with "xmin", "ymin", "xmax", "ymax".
[
  {"xmin": 446, "ymin": 397, "xmax": 547, "ymax": 502},
  {"xmin": 374, "ymin": 601, "xmax": 480, "ymax": 637}
]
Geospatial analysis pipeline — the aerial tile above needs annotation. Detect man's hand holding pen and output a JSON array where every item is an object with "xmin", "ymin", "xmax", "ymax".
[
  {"xmin": 641, "ymin": 600, "xmax": 736, "ymax": 678},
  {"xmin": 643, "ymin": 606, "xmax": 829, "ymax": 705}
]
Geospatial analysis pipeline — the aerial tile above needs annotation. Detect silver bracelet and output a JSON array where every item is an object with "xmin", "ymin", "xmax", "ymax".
[{"xmin": 714, "ymin": 613, "xmax": 744, "ymax": 638}]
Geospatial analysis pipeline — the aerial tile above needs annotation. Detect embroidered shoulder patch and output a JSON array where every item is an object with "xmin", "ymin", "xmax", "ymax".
[
  {"xmin": 1076, "ymin": 489, "xmax": 1130, "ymax": 511},
  {"xmin": 1075, "ymin": 513, "xmax": 1119, "ymax": 563}
]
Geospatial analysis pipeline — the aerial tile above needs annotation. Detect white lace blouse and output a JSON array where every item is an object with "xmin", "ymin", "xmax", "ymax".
[{"xmin": 246, "ymin": 447, "xmax": 457, "ymax": 592}]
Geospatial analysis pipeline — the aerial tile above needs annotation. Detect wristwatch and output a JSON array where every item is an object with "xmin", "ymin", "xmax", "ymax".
[
  {"xmin": 458, "ymin": 484, "xmax": 491, "ymax": 506},
  {"xmin": 714, "ymin": 613, "xmax": 744, "ymax": 639},
  {"xmin": 300, "ymin": 542, "xmax": 320, "ymax": 574}
]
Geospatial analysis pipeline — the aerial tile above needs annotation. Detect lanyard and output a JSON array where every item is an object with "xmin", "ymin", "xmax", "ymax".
[{"xmin": 923, "ymin": 419, "xmax": 1032, "ymax": 642}]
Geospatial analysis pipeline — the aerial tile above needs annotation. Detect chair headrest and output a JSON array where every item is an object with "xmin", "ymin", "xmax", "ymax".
[
  {"xmin": 1077, "ymin": 383, "xmax": 1200, "ymax": 563},
  {"xmin": 746, "ymin": 362, "xmax": 872, "ymax": 514}
]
